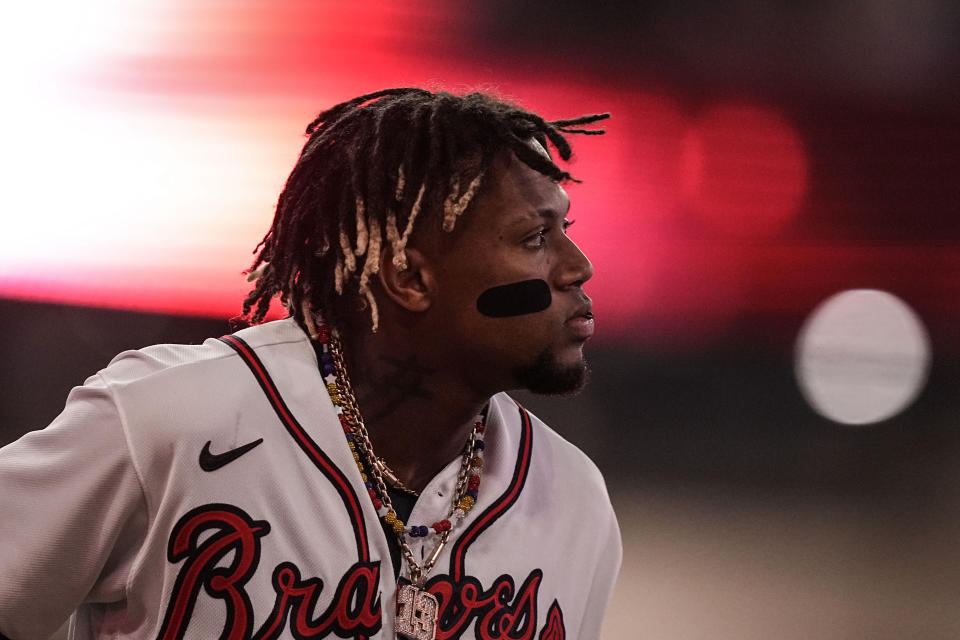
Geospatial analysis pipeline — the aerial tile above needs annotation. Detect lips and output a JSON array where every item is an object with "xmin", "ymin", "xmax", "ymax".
[{"xmin": 565, "ymin": 300, "xmax": 595, "ymax": 340}]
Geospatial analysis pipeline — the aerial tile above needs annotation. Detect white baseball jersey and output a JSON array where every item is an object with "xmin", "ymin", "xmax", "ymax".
[{"xmin": 0, "ymin": 318, "xmax": 621, "ymax": 640}]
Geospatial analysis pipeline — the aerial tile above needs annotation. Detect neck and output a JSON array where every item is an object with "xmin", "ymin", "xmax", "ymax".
[{"xmin": 337, "ymin": 325, "xmax": 490, "ymax": 493}]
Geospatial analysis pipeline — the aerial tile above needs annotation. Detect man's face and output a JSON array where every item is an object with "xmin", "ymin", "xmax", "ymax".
[{"xmin": 422, "ymin": 147, "xmax": 595, "ymax": 395}]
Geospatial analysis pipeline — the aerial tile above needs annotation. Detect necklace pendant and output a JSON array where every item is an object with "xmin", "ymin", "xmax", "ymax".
[{"xmin": 396, "ymin": 583, "xmax": 439, "ymax": 640}]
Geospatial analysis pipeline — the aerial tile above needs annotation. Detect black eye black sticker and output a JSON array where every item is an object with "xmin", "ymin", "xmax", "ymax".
[{"xmin": 476, "ymin": 279, "xmax": 552, "ymax": 318}]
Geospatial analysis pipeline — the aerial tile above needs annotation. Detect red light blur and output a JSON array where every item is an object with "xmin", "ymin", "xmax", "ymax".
[
  {"xmin": 681, "ymin": 103, "xmax": 808, "ymax": 239},
  {"xmin": 9, "ymin": 1, "xmax": 953, "ymax": 347}
]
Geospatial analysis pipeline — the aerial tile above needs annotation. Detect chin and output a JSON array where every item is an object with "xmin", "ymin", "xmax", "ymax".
[{"xmin": 512, "ymin": 347, "xmax": 589, "ymax": 396}]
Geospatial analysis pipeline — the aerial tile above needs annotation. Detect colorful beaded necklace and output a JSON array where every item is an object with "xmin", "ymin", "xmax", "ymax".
[
  {"xmin": 314, "ymin": 322, "xmax": 486, "ymax": 543},
  {"xmin": 315, "ymin": 324, "xmax": 487, "ymax": 639}
]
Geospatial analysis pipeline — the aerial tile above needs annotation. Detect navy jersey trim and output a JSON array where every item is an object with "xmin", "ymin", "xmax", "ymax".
[
  {"xmin": 219, "ymin": 335, "xmax": 370, "ymax": 563},
  {"xmin": 449, "ymin": 401, "xmax": 533, "ymax": 581}
]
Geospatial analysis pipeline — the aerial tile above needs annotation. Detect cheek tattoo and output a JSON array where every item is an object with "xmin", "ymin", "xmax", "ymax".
[{"xmin": 476, "ymin": 279, "xmax": 552, "ymax": 318}]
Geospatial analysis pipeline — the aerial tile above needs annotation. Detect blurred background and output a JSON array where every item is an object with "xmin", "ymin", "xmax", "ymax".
[{"xmin": 2, "ymin": 1, "xmax": 960, "ymax": 637}]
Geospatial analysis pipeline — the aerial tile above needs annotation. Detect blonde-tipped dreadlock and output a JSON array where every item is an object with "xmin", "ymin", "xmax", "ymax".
[{"xmin": 242, "ymin": 88, "xmax": 609, "ymax": 333}]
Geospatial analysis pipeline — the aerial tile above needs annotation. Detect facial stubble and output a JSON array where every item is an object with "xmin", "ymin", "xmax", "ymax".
[{"xmin": 513, "ymin": 347, "xmax": 590, "ymax": 395}]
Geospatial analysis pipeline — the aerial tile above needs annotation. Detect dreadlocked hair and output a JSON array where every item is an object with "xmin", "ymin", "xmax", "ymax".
[{"xmin": 242, "ymin": 87, "xmax": 609, "ymax": 334}]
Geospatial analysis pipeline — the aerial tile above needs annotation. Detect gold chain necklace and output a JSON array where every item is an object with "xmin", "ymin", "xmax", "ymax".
[
  {"xmin": 326, "ymin": 334, "xmax": 485, "ymax": 640},
  {"xmin": 375, "ymin": 456, "xmax": 421, "ymax": 497}
]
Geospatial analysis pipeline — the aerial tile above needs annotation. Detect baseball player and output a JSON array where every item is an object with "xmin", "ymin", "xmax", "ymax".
[{"xmin": 0, "ymin": 88, "xmax": 621, "ymax": 640}]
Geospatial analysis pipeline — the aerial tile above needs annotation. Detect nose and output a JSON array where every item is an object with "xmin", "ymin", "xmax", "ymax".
[{"xmin": 557, "ymin": 234, "xmax": 594, "ymax": 289}]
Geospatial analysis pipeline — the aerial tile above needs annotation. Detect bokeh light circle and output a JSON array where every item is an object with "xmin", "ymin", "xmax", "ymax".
[
  {"xmin": 682, "ymin": 103, "xmax": 808, "ymax": 239},
  {"xmin": 795, "ymin": 289, "xmax": 930, "ymax": 425}
]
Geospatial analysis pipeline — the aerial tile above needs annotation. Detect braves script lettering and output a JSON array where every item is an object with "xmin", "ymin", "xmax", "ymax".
[
  {"xmin": 426, "ymin": 570, "xmax": 549, "ymax": 640},
  {"xmin": 156, "ymin": 504, "xmax": 381, "ymax": 640},
  {"xmin": 158, "ymin": 504, "xmax": 564, "ymax": 640}
]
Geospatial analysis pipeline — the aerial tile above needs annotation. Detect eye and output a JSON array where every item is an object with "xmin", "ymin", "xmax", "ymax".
[
  {"xmin": 523, "ymin": 219, "xmax": 576, "ymax": 249},
  {"xmin": 523, "ymin": 229, "xmax": 548, "ymax": 249}
]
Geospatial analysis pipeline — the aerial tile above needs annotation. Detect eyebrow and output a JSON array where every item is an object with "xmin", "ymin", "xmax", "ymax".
[{"xmin": 505, "ymin": 205, "xmax": 571, "ymax": 229}]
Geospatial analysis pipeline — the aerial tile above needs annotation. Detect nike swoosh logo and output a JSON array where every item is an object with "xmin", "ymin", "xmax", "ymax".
[{"xmin": 199, "ymin": 438, "xmax": 264, "ymax": 472}]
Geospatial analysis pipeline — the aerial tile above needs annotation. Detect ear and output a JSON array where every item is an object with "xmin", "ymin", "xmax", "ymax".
[{"xmin": 377, "ymin": 246, "xmax": 435, "ymax": 313}]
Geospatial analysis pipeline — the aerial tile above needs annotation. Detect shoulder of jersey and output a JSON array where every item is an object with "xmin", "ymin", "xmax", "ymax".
[
  {"xmin": 94, "ymin": 317, "xmax": 309, "ymax": 387},
  {"xmin": 491, "ymin": 393, "xmax": 611, "ymax": 505}
]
